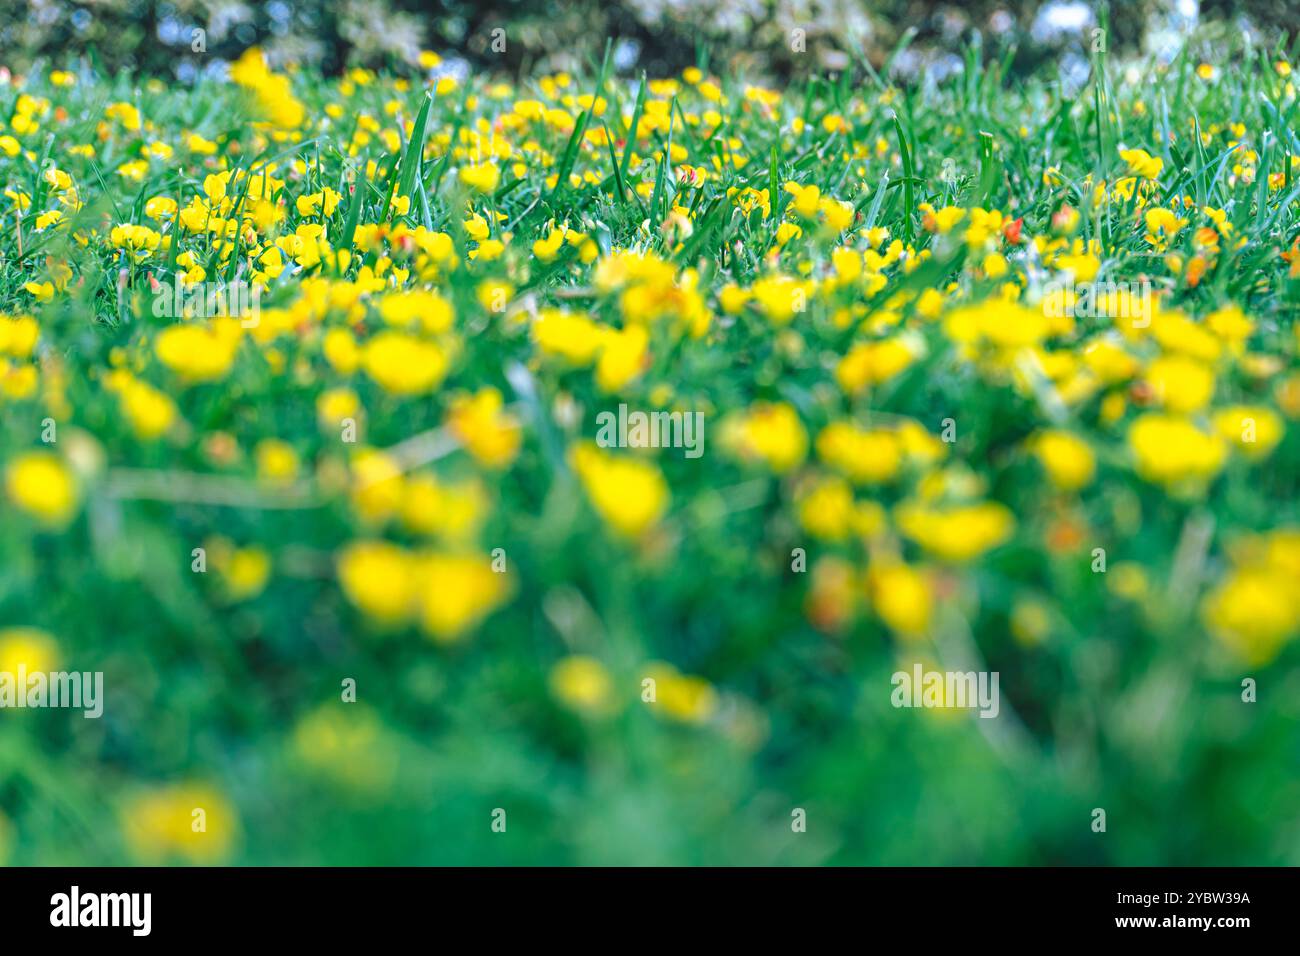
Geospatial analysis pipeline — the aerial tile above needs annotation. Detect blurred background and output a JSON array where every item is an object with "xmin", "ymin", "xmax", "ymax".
[{"xmin": 0, "ymin": 0, "xmax": 1296, "ymax": 80}]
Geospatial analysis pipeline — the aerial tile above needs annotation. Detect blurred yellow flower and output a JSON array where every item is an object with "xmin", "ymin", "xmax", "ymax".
[
  {"xmin": 1128, "ymin": 414, "xmax": 1225, "ymax": 487},
  {"xmin": 155, "ymin": 324, "xmax": 239, "ymax": 383},
  {"xmin": 644, "ymin": 663, "xmax": 717, "ymax": 724},
  {"xmin": 5, "ymin": 451, "xmax": 78, "ymax": 527},
  {"xmin": 868, "ymin": 562, "xmax": 932, "ymax": 638},
  {"xmin": 895, "ymin": 500, "xmax": 1015, "ymax": 562},
  {"xmin": 797, "ymin": 475, "xmax": 856, "ymax": 541},
  {"xmin": 414, "ymin": 552, "xmax": 510, "ymax": 641},
  {"xmin": 223, "ymin": 547, "xmax": 271, "ymax": 601},
  {"xmin": 254, "ymin": 438, "xmax": 300, "ymax": 485},
  {"xmin": 362, "ymin": 331, "xmax": 448, "ymax": 395},
  {"xmin": 1146, "ymin": 355, "xmax": 1215, "ymax": 414},
  {"xmin": 447, "ymin": 388, "xmax": 521, "ymax": 469},
  {"xmin": 0, "ymin": 626, "xmax": 60, "ymax": 673},
  {"xmin": 121, "ymin": 783, "xmax": 238, "ymax": 864},
  {"xmin": 720, "ymin": 402, "xmax": 808, "ymax": 473},
  {"xmin": 400, "ymin": 475, "xmax": 487, "ymax": 541},
  {"xmin": 459, "ymin": 161, "xmax": 501, "ymax": 193},
  {"xmin": 571, "ymin": 443, "xmax": 669, "ymax": 537},
  {"xmin": 1028, "ymin": 430, "xmax": 1095, "ymax": 491},
  {"xmin": 1212, "ymin": 405, "xmax": 1283, "ymax": 460},
  {"xmin": 550, "ymin": 655, "xmax": 615, "ymax": 715},
  {"xmin": 835, "ymin": 338, "xmax": 916, "ymax": 393},
  {"xmin": 1203, "ymin": 566, "xmax": 1299, "ymax": 665},
  {"xmin": 349, "ymin": 448, "xmax": 405, "ymax": 523},
  {"xmin": 337, "ymin": 540, "xmax": 415, "ymax": 624},
  {"xmin": 292, "ymin": 703, "xmax": 397, "ymax": 792},
  {"xmin": 816, "ymin": 422, "xmax": 902, "ymax": 484}
]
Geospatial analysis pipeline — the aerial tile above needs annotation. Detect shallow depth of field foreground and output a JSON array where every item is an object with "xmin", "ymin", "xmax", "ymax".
[{"xmin": 1, "ymin": 28, "xmax": 1299, "ymax": 865}]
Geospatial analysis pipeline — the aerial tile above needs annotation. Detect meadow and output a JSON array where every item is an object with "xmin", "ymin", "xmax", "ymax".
[{"xmin": 1, "ymin": 35, "xmax": 1298, "ymax": 865}]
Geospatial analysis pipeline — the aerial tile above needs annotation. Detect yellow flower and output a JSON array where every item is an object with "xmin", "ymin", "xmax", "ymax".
[
  {"xmin": 550, "ymin": 656, "xmax": 615, "ymax": 715},
  {"xmin": 222, "ymin": 547, "xmax": 271, "ymax": 600},
  {"xmin": 773, "ymin": 221, "xmax": 803, "ymax": 247},
  {"xmin": 155, "ymin": 324, "xmax": 239, "ymax": 383},
  {"xmin": 895, "ymin": 500, "xmax": 1015, "ymax": 562},
  {"xmin": 797, "ymin": 476, "xmax": 856, "ymax": 541},
  {"xmin": 943, "ymin": 300, "xmax": 1050, "ymax": 349},
  {"xmin": 1120, "ymin": 147, "xmax": 1163, "ymax": 180},
  {"xmin": 1145, "ymin": 355, "xmax": 1215, "ymax": 413},
  {"xmin": 0, "ymin": 315, "xmax": 39, "ymax": 357},
  {"xmin": 121, "ymin": 783, "xmax": 238, "ymax": 864},
  {"xmin": 783, "ymin": 181, "xmax": 822, "ymax": 219},
  {"xmin": 400, "ymin": 475, "xmax": 487, "ymax": 541},
  {"xmin": 349, "ymin": 448, "xmax": 405, "ymax": 523},
  {"xmin": 1108, "ymin": 562, "xmax": 1149, "ymax": 601},
  {"xmin": 596, "ymin": 323, "xmax": 649, "ymax": 392},
  {"xmin": 464, "ymin": 212, "xmax": 490, "ymax": 241},
  {"xmin": 1205, "ymin": 305, "xmax": 1254, "ymax": 343},
  {"xmin": 1082, "ymin": 339, "xmax": 1139, "ymax": 384},
  {"xmin": 0, "ymin": 626, "xmax": 60, "ymax": 673},
  {"xmin": 5, "ymin": 451, "xmax": 78, "ymax": 527},
  {"xmin": 337, "ymin": 540, "xmax": 415, "ymax": 624},
  {"xmin": 23, "ymin": 281, "xmax": 53, "ymax": 302},
  {"xmin": 1212, "ymin": 405, "xmax": 1283, "ymax": 460},
  {"xmin": 1010, "ymin": 598, "xmax": 1052, "ymax": 646},
  {"xmin": 362, "ymin": 331, "xmax": 448, "ymax": 395},
  {"xmin": 322, "ymin": 328, "xmax": 360, "ymax": 374},
  {"xmin": 1028, "ymin": 430, "xmax": 1095, "ymax": 491},
  {"xmin": 144, "ymin": 196, "xmax": 178, "ymax": 220},
  {"xmin": 229, "ymin": 47, "xmax": 305, "ymax": 129},
  {"xmin": 110, "ymin": 376, "xmax": 175, "ymax": 439},
  {"xmin": 532, "ymin": 227, "xmax": 565, "ymax": 262},
  {"xmin": 295, "ymin": 188, "xmax": 342, "ymax": 218},
  {"xmin": 720, "ymin": 402, "xmax": 808, "ymax": 473},
  {"xmin": 254, "ymin": 438, "xmax": 300, "ymax": 484},
  {"xmin": 109, "ymin": 223, "xmax": 162, "ymax": 261},
  {"xmin": 476, "ymin": 279, "xmax": 514, "ymax": 314},
  {"xmin": 750, "ymin": 274, "xmax": 811, "ymax": 324},
  {"xmin": 1128, "ymin": 413, "xmax": 1225, "ymax": 487},
  {"xmin": 644, "ymin": 663, "xmax": 717, "ymax": 724},
  {"xmin": 532, "ymin": 309, "xmax": 607, "ymax": 363},
  {"xmin": 414, "ymin": 552, "xmax": 510, "ymax": 641},
  {"xmin": 727, "ymin": 186, "xmax": 770, "ymax": 217},
  {"xmin": 446, "ymin": 388, "xmax": 522, "ymax": 469},
  {"xmin": 377, "ymin": 289, "xmax": 454, "ymax": 333},
  {"xmin": 868, "ymin": 562, "xmax": 932, "ymax": 638},
  {"xmin": 1203, "ymin": 566, "xmax": 1299, "ymax": 665},
  {"xmin": 1144, "ymin": 207, "xmax": 1186, "ymax": 249},
  {"xmin": 571, "ymin": 443, "xmax": 669, "ymax": 537},
  {"xmin": 835, "ymin": 338, "xmax": 916, "ymax": 393},
  {"xmin": 815, "ymin": 422, "xmax": 902, "ymax": 484},
  {"xmin": 459, "ymin": 161, "xmax": 501, "ymax": 193},
  {"xmin": 292, "ymin": 704, "xmax": 397, "ymax": 793},
  {"xmin": 104, "ymin": 101, "xmax": 142, "ymax": 130},
  {"xmin": 316, "ymin": 387, "xmax": 360, "ymax": 430}
]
